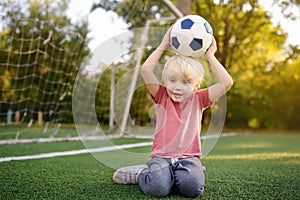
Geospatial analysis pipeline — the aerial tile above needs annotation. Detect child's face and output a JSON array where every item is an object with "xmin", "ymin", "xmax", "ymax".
[{"xmin": 164, "ymin": 67, "xmax": 198, "ymax": 103}]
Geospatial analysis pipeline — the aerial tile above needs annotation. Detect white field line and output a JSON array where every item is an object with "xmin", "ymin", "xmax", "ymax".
[
  {"xmin": 202, "ymin": 132, "xmax": 236, "ymax": 139},
  {"xmin": 0, "ymin": 133, "xmax": 236, "ymax": 163},
  {"xmin": 0, "ymin": 135, "xmax": 120, "ymax": 145},
  {"xmin": 0, "ymin": 132, "xmax": 236, "ymax": 145},
  {"xmin": 0, "ymin": 142, "xmax": 153, "ymax": 163}
]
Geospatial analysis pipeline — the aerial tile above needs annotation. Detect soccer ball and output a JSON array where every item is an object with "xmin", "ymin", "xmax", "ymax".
[{"xmin": 170, "ymin": 15, "xmax": 213, "ymax": 58}]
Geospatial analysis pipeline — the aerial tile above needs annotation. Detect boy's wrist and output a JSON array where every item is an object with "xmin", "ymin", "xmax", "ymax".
[
  {"xmin": 156, "ymin": 46, "xmax": 167, "ymax": 52},
  {"xmin": 205, "ymin": 53, "xmax": 215, "ymax": 60}
]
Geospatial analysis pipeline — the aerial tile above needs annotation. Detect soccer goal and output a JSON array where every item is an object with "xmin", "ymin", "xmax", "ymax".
[{"xmin": 1, "ymin": 0, "xmax": 226, "ymax": 152}]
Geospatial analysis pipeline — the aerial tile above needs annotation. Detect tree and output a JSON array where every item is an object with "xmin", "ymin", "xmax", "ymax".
[
  {"xmin": 0, "ymin": 0, "xmax": 90, "ymax": 123},
  {"xmin": 191, "ymin": 0, "xmax": 296, "ymax": 128},
  {"xmin": 265, "ymin": 55, "xmax": 300, "ymax": 129}
]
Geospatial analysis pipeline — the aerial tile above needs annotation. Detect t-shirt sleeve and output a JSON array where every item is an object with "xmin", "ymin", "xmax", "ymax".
[
  {"xmin": 196, "ymin": 88, "xmax": 214, "ymax": 109},
  {"xmin": 151, "ymin": 85, "xmax": 166, "ymax": 104}
]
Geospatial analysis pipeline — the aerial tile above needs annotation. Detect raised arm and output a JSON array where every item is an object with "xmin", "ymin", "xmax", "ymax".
[
  {"xmin": 206, "ymin": 37, "xmax": 233, "ymax": 101},
  {"xmin": 141, "ymin": 27, "xmax": 171, "ymax": 98}
]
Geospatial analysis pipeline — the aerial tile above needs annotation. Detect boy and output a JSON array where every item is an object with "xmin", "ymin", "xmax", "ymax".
[{"xmin": 113, "ymin": 27, "xmax": 233, "ymax": 198}]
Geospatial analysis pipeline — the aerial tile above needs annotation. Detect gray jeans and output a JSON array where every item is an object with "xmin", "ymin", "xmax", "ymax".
[{"xmin": 137, "ymin": 156, "xmax": 205, "ymax": 198}]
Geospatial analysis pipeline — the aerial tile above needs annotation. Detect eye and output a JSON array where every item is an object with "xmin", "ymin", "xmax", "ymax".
[
  {"xmin": 169, "ymin": 78, "xmax": 175, "ymax": 83},
  {"xmin": 183, "ymin": 80, "xmax": 190, "ymax": 85}
]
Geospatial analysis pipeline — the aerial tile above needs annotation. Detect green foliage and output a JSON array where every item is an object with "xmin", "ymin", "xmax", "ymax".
[
  {"xmin": 130, "ymin": 85, "xmax": 152, "ymax": 126},
  {"xmin": 100, "ymin": 0, "xmax": 174, "ymax": 28},
  {"xmin": 192, "ymin": 0, "xmax": 288, "ymax": 128},
  {"xmin": 265, "ymin": 56, "xmax": 300, "ymax": 129}
]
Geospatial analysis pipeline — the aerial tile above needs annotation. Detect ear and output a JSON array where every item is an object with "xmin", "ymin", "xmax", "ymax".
[{"xmin": 194, "ymin": 81, "xmax": 201, "ymax": 91}]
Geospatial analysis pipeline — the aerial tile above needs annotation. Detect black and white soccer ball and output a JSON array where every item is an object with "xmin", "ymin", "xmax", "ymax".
[{"xmin": 170, "ymin": 15, "xmax": 213, "ymax": 58}]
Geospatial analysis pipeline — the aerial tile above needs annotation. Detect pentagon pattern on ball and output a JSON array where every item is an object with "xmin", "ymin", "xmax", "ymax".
[
  {"xmin": 171, "ymin": 37, "xmax": 180, "ymax": 49},
  {"xmin": 181, "ymin": 19, "xmax": 194, "ymax": 29},
  {"xmin": 189, "ymin": 38, "xmax": 203, "ymax": 51},
  {"xmin": 204, "ymin": 22, "xmax": 212, "ymax": 34}
]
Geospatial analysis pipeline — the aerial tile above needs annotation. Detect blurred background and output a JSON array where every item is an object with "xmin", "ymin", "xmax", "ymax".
[{"xmin": 1, "ymin": 0, "xmax": 300, "ymax": 134}]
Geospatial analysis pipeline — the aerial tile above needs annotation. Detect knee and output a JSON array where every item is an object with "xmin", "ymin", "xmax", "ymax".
[
  {"xmin": 180, "ymin": 185, "xmax": 204, "ymax": 198},
  {"xmin": 138, "ymin": 169, "xmax": 172, "ymax": 197},
  {"xmin": 177, "ymin": 175, "xmax": 205, "ymax": 198},
  {"xmin": 142, "ymin": 181, "xmax": 171, "ymax": 197},
  {"xmin": 180, "ymin": 183, "xmax": 205, "ymax": 198}
]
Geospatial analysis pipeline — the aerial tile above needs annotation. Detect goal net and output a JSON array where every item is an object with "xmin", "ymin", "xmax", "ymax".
[{"xmin": 0, "ymin": 15, "xmax": 88, "ymax": 129}]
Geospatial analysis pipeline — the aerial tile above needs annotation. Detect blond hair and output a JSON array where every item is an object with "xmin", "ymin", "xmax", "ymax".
[{"xmin": 162, "ymin": 55, "xmax": 204, "ymax": 84}]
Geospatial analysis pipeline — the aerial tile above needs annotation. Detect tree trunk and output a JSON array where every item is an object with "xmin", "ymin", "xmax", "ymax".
[{"xmin": 176, "ymin": 0, "xmax": 191, "ymax": 16}]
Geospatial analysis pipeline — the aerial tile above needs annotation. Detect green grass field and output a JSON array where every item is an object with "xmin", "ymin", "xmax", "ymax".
[{"xmin": 0, "ymin": 129, "xmax": 299, "ymax": 199}]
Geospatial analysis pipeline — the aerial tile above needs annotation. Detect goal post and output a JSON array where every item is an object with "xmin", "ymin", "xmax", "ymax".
[
  {"xmin": 117, "ymin": 0, "xmax": 183, "ymax": 137},
  {"xmin": 117, "ymin": 17, "xmax": 177, "ymax": 137}
]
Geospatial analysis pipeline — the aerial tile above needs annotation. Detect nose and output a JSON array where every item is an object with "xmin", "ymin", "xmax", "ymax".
[{"xmin": 174, "ymin": 82, "xmax": 182, "ymax": 91}]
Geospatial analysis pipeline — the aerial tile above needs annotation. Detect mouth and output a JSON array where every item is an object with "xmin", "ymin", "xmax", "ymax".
[{"xmin": 172, "ymin": 92, "xmax": 182, "ymax": 99}]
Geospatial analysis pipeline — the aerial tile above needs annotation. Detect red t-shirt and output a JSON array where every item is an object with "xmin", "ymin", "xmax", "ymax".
[{"xmin": 149, "ymin": 85, "xmax": 213, "ymax": 159}]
